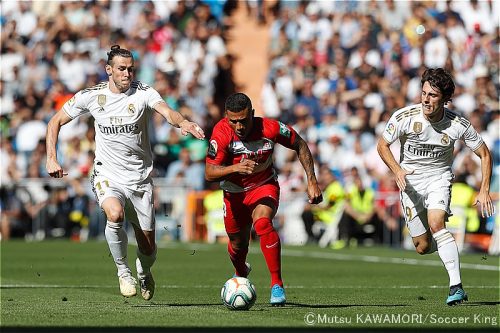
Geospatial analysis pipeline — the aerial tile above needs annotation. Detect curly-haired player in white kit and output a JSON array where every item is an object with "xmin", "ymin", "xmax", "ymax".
[{"xmin": 377, "ymin": 67, "xmax": 495, "ymax": 305}]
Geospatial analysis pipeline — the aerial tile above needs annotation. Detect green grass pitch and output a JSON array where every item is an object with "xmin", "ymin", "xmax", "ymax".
[{"xmin": 1, "ymin": 240, "xmax": 498, "ymax": 330}]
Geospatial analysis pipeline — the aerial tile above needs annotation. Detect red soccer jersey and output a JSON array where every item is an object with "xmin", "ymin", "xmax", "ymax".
[{"xmin": 206, "ymin": 117, "xmax": 297, "ymax": 193}]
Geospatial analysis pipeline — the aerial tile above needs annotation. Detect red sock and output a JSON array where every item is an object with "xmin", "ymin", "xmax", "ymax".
[
  {"xmin": 254, "ymin": 217, "xmax": 282, "ymax": 287},
  {"xmin": 228, "ymin": 242, "xmax": 249, "ymax": 277}
]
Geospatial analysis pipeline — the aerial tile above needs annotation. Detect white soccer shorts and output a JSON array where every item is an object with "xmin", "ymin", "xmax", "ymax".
[
  {"xmin": 91, "ymin": 174, "xmax": 155, "ymax": 231},
  {"xmin": 400, "ymin": 171, "xmax": 453, "ymax": 237}
]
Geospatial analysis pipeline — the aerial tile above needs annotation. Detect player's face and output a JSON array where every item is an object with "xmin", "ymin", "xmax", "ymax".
[
  {"xmin": 108, "ymin": 56, "xmax": 134, "ymax": 92},
  {"xmin": 226, "ymin": 107, "xmax": 254, "ymax": 139},
  {"xmin": 421, "ymin": 81, "xmax": 445, "ymax": 120}
]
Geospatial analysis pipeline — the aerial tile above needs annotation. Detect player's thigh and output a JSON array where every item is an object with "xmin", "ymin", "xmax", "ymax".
[
  {"xmin": 126, "ymin": 180, "xmax": 155, "ymax": 232},
  {"xmin": 425, "ymin": 173, "xmax": 452, "ymax": 231},
  {"xmin": 223, "ymin": 193, "xmax": 252, "ymax": 235},
  {"xmin": 92, "ymin": 175, "xmax": 126, "ymax": 221},
  {"xmin": 246, "ymin": 182, "xmax": 280, "ymax": 220},
  {"xmin": 401, "ymin": 190, "xmax": 429, "ymax": 238}
]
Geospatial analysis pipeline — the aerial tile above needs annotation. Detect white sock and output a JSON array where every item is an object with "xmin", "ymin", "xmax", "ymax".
[
  {"xmin": 433, "ymin": 229, "xmax": 461, "ymax": 286},
  {"xmin": 427, "ymin": 236, "xmax": 438, "ymax": 254},
  {"xmin": 136, "ymin": 246, "xmax": 157, "ymax": 279},
  {"xmin": 105, "ymin": 221, "xmax": 129, "ymax": 277}
]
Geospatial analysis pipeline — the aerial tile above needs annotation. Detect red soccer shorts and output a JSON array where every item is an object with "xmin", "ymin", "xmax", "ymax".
[{"xmin": 223, "ymin": 181, "xmax": 280, "ymax": 234}]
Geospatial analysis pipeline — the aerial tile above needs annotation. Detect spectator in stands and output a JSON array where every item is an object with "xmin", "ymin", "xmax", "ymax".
[
  {"xmin": 165, "ymin": 147, "xmax": 205, "ymax": 190},
  {"xmin": 336, "ymin": 169, "xmax": 381, "ymax": 247}
]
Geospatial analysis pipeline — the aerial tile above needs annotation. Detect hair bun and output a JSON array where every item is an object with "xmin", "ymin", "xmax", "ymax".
[{"xmin": 111, "ymin": 44, "xmax": 120, "ymax": 51}]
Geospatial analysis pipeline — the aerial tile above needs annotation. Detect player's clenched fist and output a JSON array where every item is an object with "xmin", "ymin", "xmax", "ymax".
[
  {"xmin": 46, "ymin": 159, "xmax": 65, "ymax": 178},
  {"xmin": 235, "ymin": 159, "xmax": 257, "ymax": 175}
]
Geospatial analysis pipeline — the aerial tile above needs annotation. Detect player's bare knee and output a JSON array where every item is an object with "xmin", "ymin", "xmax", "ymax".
[
  {"xmin": 429, "ymin": 224, "xmax": 445, "ymax": 234},
  {"xmin": 106, "ymin": 209, "xmax": 124, "ymax": 223}
]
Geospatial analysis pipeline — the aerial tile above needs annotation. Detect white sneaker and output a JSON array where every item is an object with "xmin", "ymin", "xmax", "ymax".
[
  {"xmin": 136, "ymin": 258, "xmax": 155, "ymax": 300},
  {"xmin": 119, "ymin": 271, "xmax": 137, "ymax": 297}
]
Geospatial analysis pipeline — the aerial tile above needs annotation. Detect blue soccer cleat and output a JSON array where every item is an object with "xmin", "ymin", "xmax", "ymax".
[
  {"xmin": 233, "ymin": 262, "xmax": 252, "ymax": 278},
  {"xmin": 446, "ymin": 288, "xmax": 468, "ymax": 306},
  {"xmin": 270, "ymin": 284, "xmax": 286, "ymax": 306}
]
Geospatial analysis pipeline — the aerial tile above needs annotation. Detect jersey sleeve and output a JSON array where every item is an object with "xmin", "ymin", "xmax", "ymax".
[
  {"xmin": 62, "ymin": 91, "xmax": 90, "ymax": 119},
  {"xmin": 461, "ymin": 123, "xmax": 484, "ymax": 151},
  {"xmin": 382, "ymin": 112, "xmax": 404, "ymax": 144},
  {"xmin": 273, "ymin": 120, "xmax": 297, "ymax": 149},
  {"xmin": 145, "ymin": 86, "xmax": 165, "ymax": 109},
  {"xmin": 206, "ymin": 123, "xmax": 229, "ymax": 166}
]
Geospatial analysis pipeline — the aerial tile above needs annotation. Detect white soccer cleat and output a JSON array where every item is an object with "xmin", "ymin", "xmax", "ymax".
[
  {"xmin": 138, "ymin": 272, "xmax": 155, "ymax": 300},
  {"xmin": 136, "ymin": 258, "xmax": 155, "ymax": 300},
  {"xmin": 118, "ymin": 271, "xmax": 137, "ymax": 297}
]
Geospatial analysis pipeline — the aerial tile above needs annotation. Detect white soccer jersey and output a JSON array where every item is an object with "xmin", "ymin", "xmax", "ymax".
[
  {"xmin": 63, "ymin": 81, "xmax": 164, "ymax": 187},
  {"xmin": 382, "ymin": 104, "xmax": 483, "ymax": 174}
]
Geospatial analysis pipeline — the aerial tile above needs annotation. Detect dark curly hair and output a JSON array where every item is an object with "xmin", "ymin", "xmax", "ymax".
[
  {"xmin": 106, "ymin": 45, "xmax": 133, "ymax": 65},
  {"xmin": 421, "ymin": 68, "xmax": 455, "ymax": 103},
  {"xmin": 225, "ymin": 93, "xmax": 253, "ymax": 113}
]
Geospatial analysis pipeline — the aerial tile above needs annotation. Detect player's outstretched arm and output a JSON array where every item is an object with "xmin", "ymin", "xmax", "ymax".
[
  {"xmin": 46, "ymin": 110, "xmax": 73, "ymax": 178},
  {"xmin": 153, "ymin": 101, "xmax": 205, "ymax": 139},
  {"xmin": 292, "ymin": 135, "xmax": 323, "ymax": 204},
  {"xmin": 472, "ymin": 143, "xmax": 495, "ymax": 217},
  {"xmin": 376, "ymin": 137, "xmax": 413, "ymax": 191}
]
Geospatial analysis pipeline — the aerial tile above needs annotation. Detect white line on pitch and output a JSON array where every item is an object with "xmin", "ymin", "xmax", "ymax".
[
  {"xmin": 1, "ymin": 285, "xmax": 498, "ymax": 289},
  {"xmin": 278, "ymin": 249, "xmax": 499, "ymax": 271},
  {"xmin": 158, "ymin": 243, "xmax": 500, "ymax": 271}
]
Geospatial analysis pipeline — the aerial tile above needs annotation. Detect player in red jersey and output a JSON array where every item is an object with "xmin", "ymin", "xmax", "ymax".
[{"xmin": 205, "ymin": 93, "xmax": 323, "ymax": 306}]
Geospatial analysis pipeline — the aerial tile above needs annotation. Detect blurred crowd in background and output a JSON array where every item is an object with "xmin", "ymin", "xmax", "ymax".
[{"xmin": 1, "ymin": 1, "xmax": 498, "ymax": 251}]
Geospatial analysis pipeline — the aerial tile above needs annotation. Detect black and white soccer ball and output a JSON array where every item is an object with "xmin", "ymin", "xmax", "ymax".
[{"xmin": 221, "ymin": 277, "xmax": 257, "ymax": 310}]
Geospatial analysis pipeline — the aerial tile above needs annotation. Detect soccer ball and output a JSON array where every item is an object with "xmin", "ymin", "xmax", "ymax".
[{"xmin": 221, "ymin": 277, "xmax": 257, "ymax": 310}]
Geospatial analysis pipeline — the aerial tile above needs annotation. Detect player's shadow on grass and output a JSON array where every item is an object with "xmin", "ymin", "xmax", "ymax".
[
  {"xmin": 131, "ymin": 303, "xmax": 221, "ymax": 307},
  {"xmin": 463, "ymin": 301, "xmax": 500, "ymax": 306},
  {"xmin": 285, "ymin": 302, "xmax": 409, "ymax": 308}
]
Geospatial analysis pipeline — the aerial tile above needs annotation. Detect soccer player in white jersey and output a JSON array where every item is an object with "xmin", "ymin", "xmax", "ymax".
[
  {"xmin": 45, "ymin": 45, "xmax": 205, "ymax": 300},
  {"xmin": 377, "ymin": 68, "xmax": 494, "ymax": 305}
]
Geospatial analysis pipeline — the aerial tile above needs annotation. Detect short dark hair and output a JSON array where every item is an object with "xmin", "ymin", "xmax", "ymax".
[
  {"xmin": 106, "ymin": 45, "xmax": 133, "ymax": 65},
  {"xmin": 225, "ymin": 93, "xmax": 252, "ymax": 113},
  {"xmin": 421, "ymin": 68, "xmax": 455, "ymax": 102}
]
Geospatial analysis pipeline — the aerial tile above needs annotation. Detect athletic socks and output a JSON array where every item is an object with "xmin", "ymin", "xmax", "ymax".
[
  {"xmin": 427, "ymin": 236, "xmax": 438, "ymax": 254},
  {"xmin": 433, "ymin": 228, "xmax": 461, "ymax": 286},
  {"xmin": 105, "ymin": 221, "xmax": 129, "ymax": 277},
  {"xmin": 254, "ymin": 217, "xmax": 283, "ymax": 287},
  {"xmin": 136, "ymin": 246, "xmax": 157, "ymax": 279},
  {"xmin": 228, "ymin": 241, "xmax": 249, "ymax": 277}
]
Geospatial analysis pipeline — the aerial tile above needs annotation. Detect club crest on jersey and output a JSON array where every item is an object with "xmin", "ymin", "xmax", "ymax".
[
  {"xmin": 413, "ymin": 122, "xmax": 422, "ymax": 134},
  {"xmin": 97, "ymin": 94, "xmax": 106, "ymax": 112},
  {"xmin": 128, "ymin": 104, "xmax": 136, "ymax": 115},
  {"xmin": 441, "ymin": 134, "xmax": 450, "ymax": 145},
  {"xmin": 208, "ymin": 139, "xmax": 217, "ymax": 158},
  {"xmin": 279, "ymin": 122, "xmax": 290, "ymax": 138}
]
